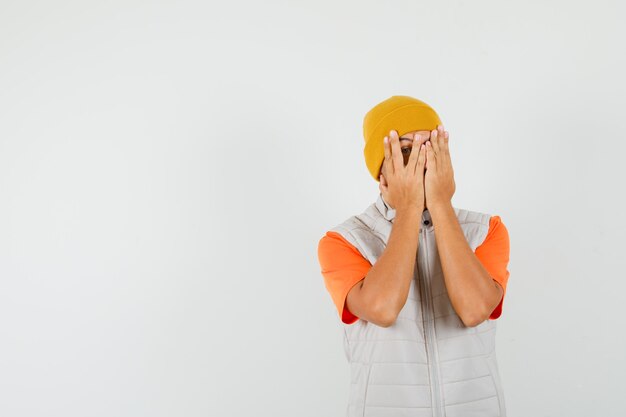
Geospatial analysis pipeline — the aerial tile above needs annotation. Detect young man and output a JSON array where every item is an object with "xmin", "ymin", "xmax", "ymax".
[{"xmin": 317, "ymin": 95, "xmax": 510, "ymax": 416}]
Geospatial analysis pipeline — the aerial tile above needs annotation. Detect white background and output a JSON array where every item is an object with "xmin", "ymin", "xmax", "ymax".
[{"xmin": 1, "ymin": 1, "xmax": 625, "ymax": 416}]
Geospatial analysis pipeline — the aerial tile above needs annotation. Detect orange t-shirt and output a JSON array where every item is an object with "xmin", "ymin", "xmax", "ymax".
[{"xmin": 317, "ymin": 215, "xmax": 510, "ymax": 324}]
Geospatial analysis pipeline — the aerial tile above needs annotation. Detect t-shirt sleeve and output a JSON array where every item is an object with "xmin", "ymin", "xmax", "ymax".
[
  {"xmin": 317, "ymin": 231, "xmax": 372, "ymax": 324},
  {"xmin": 474, "ymin": 215, "xmax": 511, "ymax": 320}
]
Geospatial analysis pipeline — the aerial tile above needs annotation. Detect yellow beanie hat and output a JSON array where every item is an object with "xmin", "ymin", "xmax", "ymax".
[{"xmin": 363, "ymin": 95, "xmax": 442, "ymax": 182}]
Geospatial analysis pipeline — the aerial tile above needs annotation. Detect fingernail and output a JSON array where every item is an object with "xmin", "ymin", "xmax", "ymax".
[{"xmin": 384, "ymin": 136, "xmax": 388, "ymax": 143}]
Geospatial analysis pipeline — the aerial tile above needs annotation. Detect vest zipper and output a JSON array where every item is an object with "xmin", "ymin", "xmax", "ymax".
[{"xmin": 420, "ymin": 230, "xmax": 444, "ymax": 417}]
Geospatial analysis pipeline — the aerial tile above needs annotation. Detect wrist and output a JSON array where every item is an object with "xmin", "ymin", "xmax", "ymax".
[
  {"xmin": 427, "ymin": 200, "xmax": 453, "ymax": 213},
  {"xmin": 395, "ymin": 205, "xmax": 425, "ymax": 221}
]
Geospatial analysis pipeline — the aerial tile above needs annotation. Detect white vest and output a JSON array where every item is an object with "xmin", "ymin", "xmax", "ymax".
[{"xmin": 328, "ymin": 193, "xmax": 507, "ymax": 417}]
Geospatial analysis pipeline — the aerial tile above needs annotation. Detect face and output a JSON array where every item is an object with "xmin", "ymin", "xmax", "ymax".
[
  {"xmin": 379, "ymin": 129, "xmax": 432, "ymax": 210},
  {"xmin": 380, "ymin": 129, "xmax": 431, "ymax": 177}
]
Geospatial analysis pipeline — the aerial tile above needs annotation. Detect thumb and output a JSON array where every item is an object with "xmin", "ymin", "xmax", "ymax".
[{"xmin": 379, "ymin": 173, "xmax": 388, "ymax": 193}]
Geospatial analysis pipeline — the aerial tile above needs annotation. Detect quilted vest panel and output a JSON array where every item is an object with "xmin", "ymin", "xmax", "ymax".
[{"xmin": 329, "ymin": 193, "xmax": 507, "ymax": 417}]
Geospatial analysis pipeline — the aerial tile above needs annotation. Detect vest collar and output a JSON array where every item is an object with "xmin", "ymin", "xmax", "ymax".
[{"xmin": 376, "ymin": 193, "xmax": 433, "ymax": 229}]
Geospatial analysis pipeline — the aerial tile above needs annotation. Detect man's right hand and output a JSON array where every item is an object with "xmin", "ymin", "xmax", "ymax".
[{"xmin": 379, "ymin": 129, "xmax": 428, "ymax": 217}]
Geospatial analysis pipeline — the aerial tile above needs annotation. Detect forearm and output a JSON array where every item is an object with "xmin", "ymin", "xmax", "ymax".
[
  {"xmin": 362, "ymin": 209, "xmax": 422, "ymax": 321},
  {"xmin": 428, "ymin": 201, "xmax": 501, "ymax": 326}
]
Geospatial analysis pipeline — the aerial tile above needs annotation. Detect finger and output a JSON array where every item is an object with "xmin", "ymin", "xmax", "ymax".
[
  {"xmin": 407, "ymin": 133, "xmax": 421, "ymax": 174},
  {"xmin": 430, "ymin": 127, "xmax": 441, "ymax": 155},
  {"xmin": 389, "ymin": 130, "xmax": 403, "ymax": 174},
  {"xmin": 411, "ymin": 131, "xmax": 429, "ymax": 172},
  {"xmin": 438, "ymin": 125, "xmax": 447, "ymax": 155},
  {"xmin": 383, "ymin": 134, "xmax": 391, "ymax": 173},
  {"xmin": 441, "ymin": 130, "xmax": 450, "ymax": 162},
  {"xmin": 426, "ymin": 140, "xmax": 437, "ymax": 170},
  {"xmin": 416, "ymin": 143, "xmax": 427, "ymax": 175}
]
